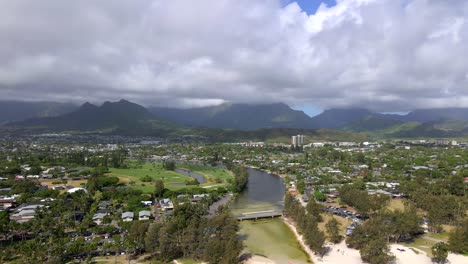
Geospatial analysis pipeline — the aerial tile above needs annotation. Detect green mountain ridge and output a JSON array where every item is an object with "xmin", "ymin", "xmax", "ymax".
[
  {"xmin": 149, "ymin": 103, "xmax": 315, "ymax": 130},
  {"xmin": 4, "ymin": 99, "xmax": 468, "ymax": 140},
  {"xmin": 7, "ymin": 99, "xmax": 178, "ymax": 135}
]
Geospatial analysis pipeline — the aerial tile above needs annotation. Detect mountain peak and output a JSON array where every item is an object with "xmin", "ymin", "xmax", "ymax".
[{"xmin": 79, "ymin": 102, "xmax": 98, "ymax": 111}]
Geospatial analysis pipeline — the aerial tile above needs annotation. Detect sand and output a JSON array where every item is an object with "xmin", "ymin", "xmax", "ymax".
[
  {"xmin": 282, "ymin": 217, "xmax": 468, "ymax": 264},
  {"xmin": 390, "ymin": 244, "xmax": 467, "ymax": 264}
]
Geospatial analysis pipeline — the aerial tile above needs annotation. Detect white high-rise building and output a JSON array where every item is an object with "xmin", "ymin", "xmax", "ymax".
[
  {"xmin": 297, "ymin": 134, "xmax": 304, "ymax": 145},
  {"xmin": 292, "ymin": 134, "xmax": 304, "ymax": 146},
  {"xmin": 292, "ymin": 136, "xmax": 298, "ymax": 146}
]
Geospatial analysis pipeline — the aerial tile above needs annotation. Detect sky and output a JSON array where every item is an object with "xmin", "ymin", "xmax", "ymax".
[{"xmin": 1, "ymin": 0, "xmax": 468, "ymax": 115}]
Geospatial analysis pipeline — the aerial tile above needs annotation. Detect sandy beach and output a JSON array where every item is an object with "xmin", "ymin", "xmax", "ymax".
[{"xmin": 282, "ymin": 217, "xmax": 468, "ymax": 264}]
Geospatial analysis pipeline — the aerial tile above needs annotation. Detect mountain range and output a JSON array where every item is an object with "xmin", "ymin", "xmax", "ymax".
[
  {"xmin": 3, "ymin": 99, "xmax": 468, "ymax": 139},
  {"xmin": 149, "ymin": 103, "xmax": 315, "ymax": 130},
  {"xmin": 0, "ymin": 101, "xmax": 77, "ymax": 124},
  {"xmin": 7, "ymin": 100, "xmax": 178, "ymax": 135}
]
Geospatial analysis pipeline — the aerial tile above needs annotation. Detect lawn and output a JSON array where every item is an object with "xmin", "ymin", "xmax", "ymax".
[
  {"xmin": 176, "ymin": 163, "xmax": 233, "ymax": 188},
  {"xmin": 387, "ymin": 199, "xmax": 405, "ymax": 211},
  {"xmin": 108, "ymin": 162, "xmax": 233, "ymax": 193}
]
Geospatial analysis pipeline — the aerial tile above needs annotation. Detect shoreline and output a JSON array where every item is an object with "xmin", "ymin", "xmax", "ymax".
[{"xmin": 281, "ymin": 217, "xmax": 318, "ymax": 263}]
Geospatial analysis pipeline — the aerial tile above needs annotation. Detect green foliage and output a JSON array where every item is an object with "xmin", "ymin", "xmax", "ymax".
[
  {"xmin": 12, "ymin": 179, "xmax": 39, "ymax": 194},
  {"xmin": 141, "ymin": 175, "xmax": 153, "ymax": 182},
  {"xmin": 296, "ymin": 179, "xmax": 305, "ymax": 194},
  {"xmin": 154, "ymin": 179, "xmax": 165, "ymax": 198},
  {"xmin": 448, "ymin": 219, "xmax": 468, "ymax": 254},
  {"xmin": 383, "ymin": 203, "xmax": 421, "ymax": 243},
  {"xmin": 360, "ymin": 238, "xmax": 395, "ymax": 264},
  {"xmin": 0, "ymin": 211, "xmax": 9, "ymax": 233},
  {"xmin": 313, "ymin": 190, "xmax": 326, "ymax": 202},
  {"xmin": 325, "ymin": 218, "xmax": 342, "ymax": 243},
  {"xmin": 432, "ymin": 242, "xmax": 449, "ymax": 264},
  {"xmin": 143, "ymin": 204, "xmax": 242, "ymax": 263},
  {"xmin": 230, "ymin": 166, "xmax": 248, "ymax": 193},
  {"xmin": 284, "ymin": 193, "xmax": 326, "ymax": 256},
  {"xmin": 185, "ymin": 178, "xmax": 200, "ymax": 186},
  {"xmin": 306, "ymin": 198, "xmax": 323, "ymax": 222},
  {"xmin": 162, "ymin": 160, "xmax": 176, "ymax": 171}
]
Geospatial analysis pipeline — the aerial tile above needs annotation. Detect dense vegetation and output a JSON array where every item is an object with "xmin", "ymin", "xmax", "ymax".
[
  {"xmin": 229, "ymin": 165, "xmax": 248, "ymax": 193},
  {"xmin": 141, "ymin": 204, "xmax": 242, "ymax": 263},
  {"xmin": 284, "ymin": 193, "xmax": 326, "ymax": 256}
]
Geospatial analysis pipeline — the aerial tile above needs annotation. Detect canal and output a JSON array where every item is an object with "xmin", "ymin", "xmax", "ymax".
[{"xmin": 230, "ymin": 168, "xmax": 311, "ymax": 263}]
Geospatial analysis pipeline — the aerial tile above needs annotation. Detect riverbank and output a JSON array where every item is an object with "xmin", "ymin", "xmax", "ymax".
[
  {"xmin": 282, "ymin": 217, "xmax": 319, "ymax": 264},
  {"xmin": 239, "ymin": 218, "xmax": 310, "ymax": 264},
  {"xmin": 208, "ymin": 193, "xmax": 233, "ymax": 217}
]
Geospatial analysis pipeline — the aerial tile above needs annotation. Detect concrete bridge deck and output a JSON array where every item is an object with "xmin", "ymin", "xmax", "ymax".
[{"xmin": 236, "ymin": 210, "xmax": 283, "ymax": 221}]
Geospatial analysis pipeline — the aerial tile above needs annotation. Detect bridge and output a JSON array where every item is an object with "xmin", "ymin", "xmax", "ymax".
[{"xmin": 236, "ymin": 210, "xmax": 283, "ymax": 221}]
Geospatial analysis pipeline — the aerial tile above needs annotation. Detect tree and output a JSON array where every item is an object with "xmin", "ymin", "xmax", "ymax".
[
  {"xmin": 446, "ymin": 174, "xmax": 465, "ymax": 196},
  {"xmin": 306, "ymin": 198, "xmax": 323, "ymax": 222},
  {"xmin": 163, "ymin": 160, "xmax": 176, "ymax": 171},
  {"xmin": 297, "ymin": 179, "xmax": 305, "ymax": 194},
  {"xmin": 385, "ymin": 203, "xmax": 421, "ymax": 242},
  {"xmin": 154, "ymin": 179, "xmax": 165, "ymax": 198},
  {"xmin": 127, "ymin": 221, "xmax": 150, "ymax": 254},
  {"xmin": 314, "ymin": 190, "xmax": 326, "ymax": 202},
  {"xmin": 360, "ymin": 238, "xmax": 394, "ymax": 264},
  {"xmin": 231, "ymin": 166, "xmax": 248, "ymax": 193},
  {"xmin": 448, "ymin": 219, "xmax": 468, "ymax": 254},
  {"xmin": 432, "ymin": 242, "xmax": 449, "ymax": 264},
  {"xmin": 325, "ymin": 218, "xmax": 342, "ymax": 243},
  {"xmin": 144, "ymin": 223, "xmax": 162, "ymax": 254},
  {"xmin": 0, "ymin": 211, "xmax": 10, "ymax": 233},
  {"xmin": 305, "ymin": 219, "xmax": 326, "ymax": 257}
]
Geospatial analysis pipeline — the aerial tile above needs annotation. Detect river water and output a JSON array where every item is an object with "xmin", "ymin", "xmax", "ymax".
[
  {"xmin": 173, "ymin": 168, "xmax": 206, "ymax": 184},
  {"xmin": 230, "ymin": 168, "xmax": 311, "ymax": 264}
]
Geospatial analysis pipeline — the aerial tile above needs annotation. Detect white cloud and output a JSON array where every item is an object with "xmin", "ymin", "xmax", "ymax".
[{"xmin": 0, "ymin": 0, "xmax": 467, "ymax": 111}]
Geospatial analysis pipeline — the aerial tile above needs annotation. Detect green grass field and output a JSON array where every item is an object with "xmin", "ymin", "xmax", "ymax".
[
  {"xmin": 108, "ymin": 162, "xmax": 233, "ymax": 193},
  {"xmin": 177, "ymin": 163, "xmax": 233, "ymax": 185}
]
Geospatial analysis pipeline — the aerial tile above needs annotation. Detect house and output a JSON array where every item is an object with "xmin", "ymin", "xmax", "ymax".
[
  {"xmin": 122, "ymin": 212, "xmax": 134, "ymax": 222},
  {"xmin": 98, "ymin": 201, "xmax": 112, "ymax": 209},
  {"xmin": 138, "ymin": 211, "xmax": 151, "ymax": 221},
  {"xmin": 15, "ymin": 175, "xmax": 25, "ymax": 181},
  {"xmin": 0, "ymin": 197, "xmax": 17, "ymax": 208},
  {"xmin": 141, "ymin": 201, "xmax": 153, "ymax": 206},
  {"xmin": 10, "ymin": 204, "xmax": 45, "ymax": 223},
  {"xmin": 159, "ymin": 198, "xmax": 174, "ymax": 211},
  {"xmin": 67, "ymin": 187, "xmax": 87, "ymax": 194},
  {"xmin": 92, "ymin": 213, "xmax": 108, "ymax": 225},
  {"xmin": 368, "ymin": 189, "xmax": 392, "ymax": 196},
  {"xmin": 41, "ymin": 174, "xmax": 54, "ymax": 179}
]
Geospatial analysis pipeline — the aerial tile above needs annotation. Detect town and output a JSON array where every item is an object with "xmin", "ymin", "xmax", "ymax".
[{"xmin": 0, "ymin": 134, "xmax": 466, "ymax": 263}]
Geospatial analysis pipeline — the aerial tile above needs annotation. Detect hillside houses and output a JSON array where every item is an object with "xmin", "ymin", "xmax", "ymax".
[{"xmin": 10, "ymin": 204, "xmax": 45, "ymax": 223}]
